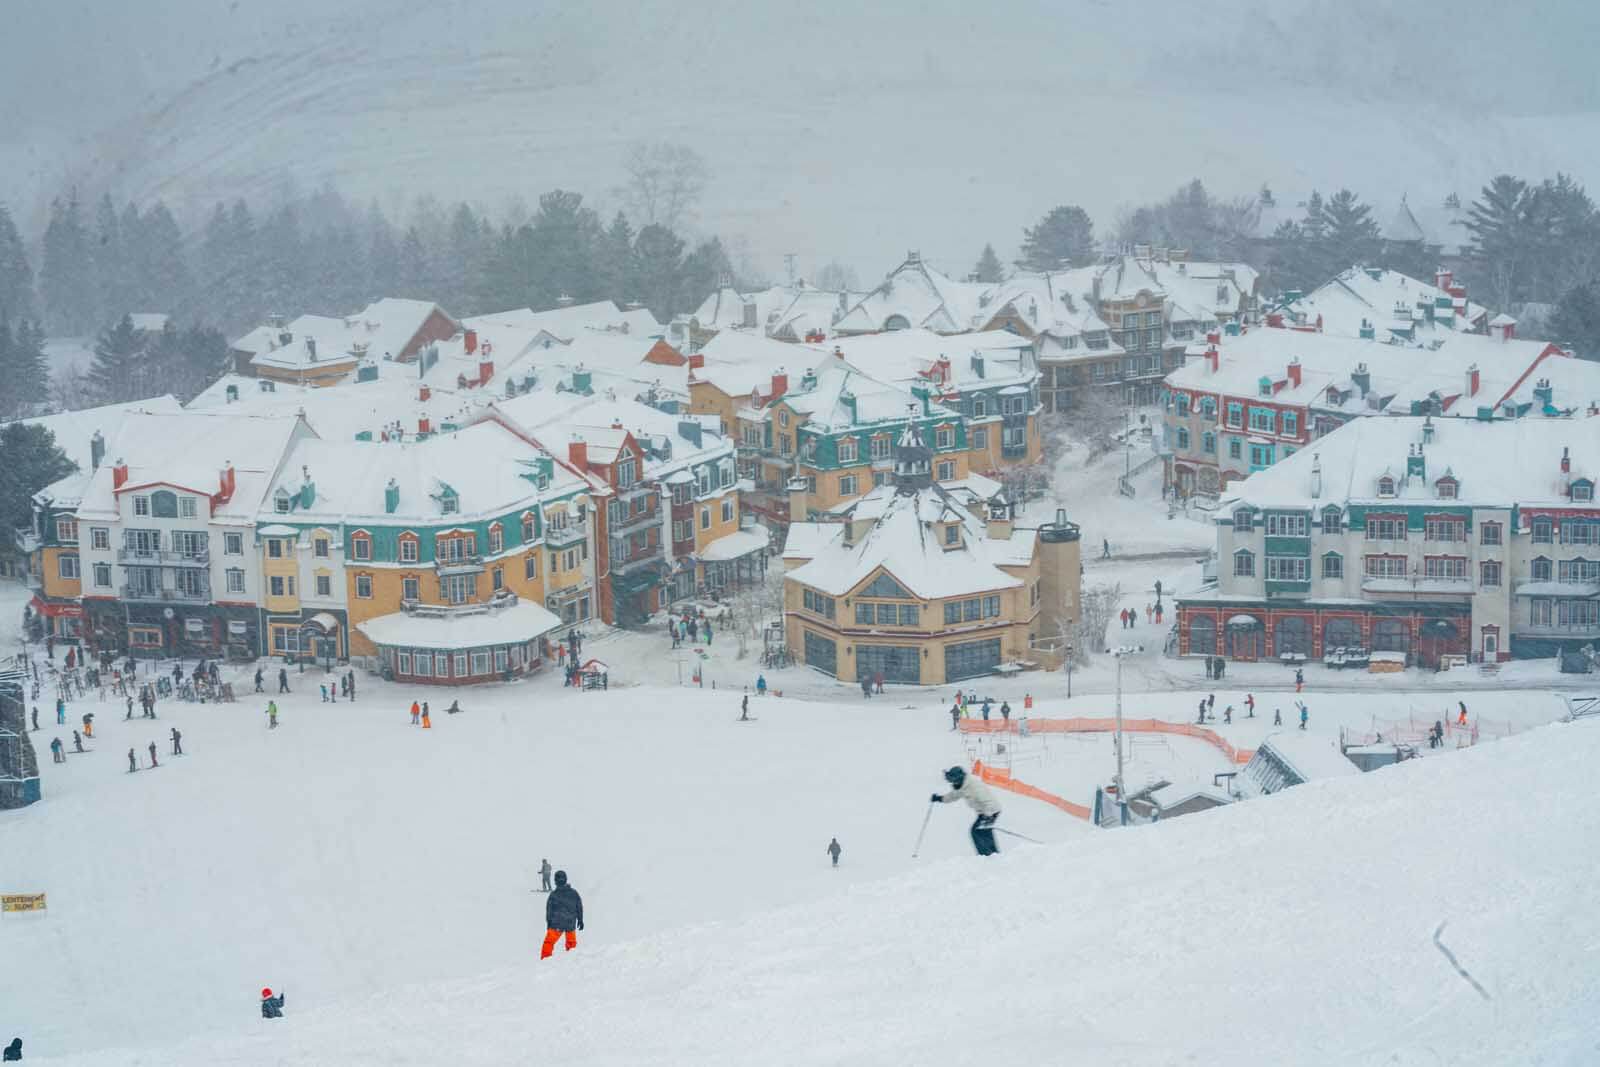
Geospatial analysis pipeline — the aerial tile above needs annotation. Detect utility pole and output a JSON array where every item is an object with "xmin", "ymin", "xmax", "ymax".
[{"xmin": 1112, "ymin": 644, "xmax": 1142, "ymax": 826}]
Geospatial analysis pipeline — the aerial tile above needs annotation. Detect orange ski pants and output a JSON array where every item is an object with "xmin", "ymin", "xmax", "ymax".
[{"xmin": 541, "ymin": 928, "xmax": 577, "ymax": 958}]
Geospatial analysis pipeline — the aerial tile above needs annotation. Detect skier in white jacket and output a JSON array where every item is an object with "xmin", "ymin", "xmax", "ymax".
[{"xmin": 931, "ymin": 766, "xmax": 1002, "ymax": 855}]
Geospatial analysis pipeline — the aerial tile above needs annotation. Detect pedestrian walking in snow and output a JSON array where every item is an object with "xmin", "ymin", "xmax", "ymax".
[
  {"xmin": 266, "ymin": 702, "xmax": 279, "ymax": 729},
  {"xmin": 860, "ymin": 675, "xmax": 873, "ymax": 698},
  {"xmin": 254, "ymin": 668, "xmax": 264, "ymax": 693},
  {"xmin": 704, "ymin": 619, "xmax": 713, "ymax": 645},
  {"xmin": 1297, "ymin": 701, "xmax": 1308, "ymax": 730},
  {"xmin": 1223, "ymin": 705, "xmax": 1232, "ymax": 724},
  {"xmin": 950, "ymin": 703, "xmax": 961, "ymax": 731},
  {"xmin": 1203, "ymin": 655, "xmax": 1213, "ymax": 679},
  {"xmin": 1457, "ymin": 701, "xmax": 1468, "ymax": 726},
  {"xmin": 170, "ymin": 728, "xmax": 182, "ymax": 756},
  {"xmin": 31, "ymin": 707, "xmax": 39, "ymax": 731},
  {"xmin": 148, "ymin": 741, "xmax": 158, "ymax": 768},
  {"xmin": 319, "ymin": 684, "xmax": 328, "ymax": 703},
  {"xmin": 1245, "ymin": 694, "xmax": 1255, "ymax": 718},
  {"xmin": 278, "ymin": 668, "xmax": 289, "ymax": 694},
  {"xmin": 421, "ymin": 704, "xmax": 431, "ymax": 729},
  {"xmin": 1207, "ymin": 693, "xmax": 1215, "ymax": 714},
  {"xmin": 410, "ymin": 701, "xmax": 421, "ymax": 725},
  {"xmin": 1102, "ymin": 538, "xmax": 1111, "ymax": 558},
  {"xmin": 740, "ymin": 695, "xmax": 750, "ymax": 721},
  {"xmin": 261, "ymin": 988, "xmax": 285, "ymax": 1019},
  {"xmin": 72, "ymin": 730, "xmax": 83, "ymax": 753},
  {"xmin": 127, "ymin": 747, "xmax": 136, "ymax": 772},
  {"xmin": 1145, "ymin": 604, "xmax": 1153, "ymax": 624},
  {"xmin": 1000, "ymin": 701, "xmax": 1011, "ymax": 722},
  {"xmin": 347, "ymin": 671, "xmax": 356, "ymax": 700},
  {"xmin": 827, "ymin": 837, "xmax": 842, "ymax": 867},
  {"xmin": 1197, "ymin": 699, "xmax": 1207, "ymax": 724},
  {"xmin": 982, "ymin": 699, "xmax": 992, "ymax": 721},
  {"xmin": 1273, "ymin": 708, "xmax": 1282, "ymax": 726},
  {"xmin": 540, "ymin": 858, "xmax": 553, "ymax": 893},
  {"xmin": 874, "ymin": 671, "xmax": 884, "ymax": 694},
  {"xmin": 1295, "ymin": 668, "xmax": 1304, "ymax": 693},
  {"xmin": 1154, "ymin": 604, "xmax": 1162, "ymax": 624},
  {"xmin": 931, "ymin": 766, "xmax": 1003, "ymax": 856},
  {"xmin": 756, "ymin": 674, "xmax": 767, "ymax": 696},
  {"xmin": 541, "ymin": 871, "xmax": 584, "ymax": 959},
  {"xmin": 125, "ymin": 695, "xmax": 133, "ymax": 720},
  {"xmin": 1431, "ymin": 720, "xmax": 1444, "ymax": 748},
  {"xmin": 56, "ymin": 697, "xmax": 64, "ymax": 725},
  {"xmin": 50, "ymin": 737, "xmax": 64, "ymax": 763}
]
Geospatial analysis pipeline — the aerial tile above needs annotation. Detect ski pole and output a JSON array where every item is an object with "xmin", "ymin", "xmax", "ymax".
[
  {"xmin": 994, "ymin": 827, "xmax": 1043, "ymax": 844},
  {"xmin": 911, "ymin": 801, "xmax": 935, "ymax": 858}
]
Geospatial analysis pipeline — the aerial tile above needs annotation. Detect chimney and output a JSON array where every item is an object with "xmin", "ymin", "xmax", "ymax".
[
  {"xmin": 384, "ymin": 478, "xmax": 400, "ymax": 514},
  {"xmin": 90, "ymin": 430, "xmax": 105, "ymax": 470},
  {"xmin": 218, "ymin": 461, "xmax": 236, "ymax": 502},
  {"xmin": 299, "ymin": 465, "xmax": 315, "ymax": 508},
  {"xmin": 1287, "ymin": 358, "xmax": 1302, "ymax": 388},
  {"xmin": 464, "ymin": 328, "xmax": 478, "ymax": 355},
  {"xmin": 418, "ymin": 414, "xmax": 431, "ymax": 436},
  {"xmin": 1310, "ymin": 453, "xmax": 1322, "ymax": 498},
  {"xmin": 770, "ymin": 369, "xmax": 789, "ymax": 400},
  {"xmin": 419, "ymin": 384, "xmax": 431, "ymax": 402},
  {"xmin": 1421, "ymin": 414, "xmax": 1435, "ymax": 445},
  {"xmin": 1435, "ymin": 267, "xmax": 1452, "ymax": 291},
  {"xmin": 971, "ymin": 353, "xmax": 985, "ymax": 379},
  {"xmin": 1352, "ymin": 362, "xmax": 1371, "ymax": 397},
  {"xmin": 1561, "ymin": 446, "xmax": 1571, "ymax": 475},
  {"xmin": 305, "ymin": 336, "xmax": 317, "ymax": 361},
  {"xmin": 568, "ymin": 436, "xmax": 589, "ymax": 470},
  {"xmin": 1206, "ymin": 330, "xmax": 1221, "ymax": 345},
  {"xmin": 112, "ymin": 458, "xmax": 129, "ymax": 490},
  {"xmin": 478, "ymin": 357, "xmax": 494, "ymax": 386},
  {"xmin": 1206, "ymin": 346, "xmax": 1219, "ymax": 374},
  {"xmin": 1466, "ymin": 363, "xmax": 1480, "ymax": 397},
  {"xmin": 833, "ymin": 345, "xmax": 844, "ymax": 360}
]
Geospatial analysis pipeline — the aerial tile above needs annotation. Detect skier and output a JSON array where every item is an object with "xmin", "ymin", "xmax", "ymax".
[
  {"xmin": 740, "ymin": 695, "xmax": 750, "ymax": 721},
  {"xmin": 2, "ymin": 1037, "xmax": 20, "ymax": 1061},
  {"xmin": 541, "ymin": 870, "xmax": 584, "ymax": 959},
  {"xmin": 1207, "ymin": 693, "xmax": 1215, "ymax": 714},
  {"xmin": 1457, "ymin": 701, "xmax": 1468, "ymax": 726},
  {"xmin": 266, "ymin": 701, "xmax": 279, "ymax": 729},
  {"xmin": 82, "ymin": 712, "xmax": 93, "ymax": 738},
  {"xmin": 261, "ymin": 988, "xmax": 285, "ymax": 1019},
  {"xmin": 320, "ymin": 683, "xmax": 328, "ymax": 703},
  {"xmin": 410, "ymin": 700, "xmax": 421, "ymax": 725},
  {"xmin": 540, "ymin": 858, "xmax": 553, "ymax": 892},
  {"xmin": 826, "ymin": 837, "xmax": 842, "ymax": 867},
  {"xmin": 1000, "ymin": 701, "xmax": 1011, "ymax": 722},
  {"xmin": 254, "ymin": 667, "xmax": 264, "ymax": 693},
  {"xmin": 1245, "ymin": 693, "xmax": 1255, "ymax": 718},
  {"xmin": 1297, "ymin": 701, "xmax": 1308, "ymax": 730},
  {"xmin": 930, "ymin": 765, "xmax": 1003, "ymax": 856},
  {"xmin": 1223, "ymin": 705, "xmax": 1232, "ymax": 725},
  {"xmin": 127, "ymin": 747, "xmax": 137, "ymax": 773},
  {"xmin": 1431, "ymin": 720, "xmax": 1444, "ymax": 749},
  {"xmin": 756, "ymin": 674, "xmax": 767, "ymax": 696},
  {"xmin": 50, "ymin": 737, "xmax": 64, "ymax": 763},
  {"xmin": 148, "ymin": 741, "xmax": 158, "ymax": 768},
  {"xmin": 72, "ymin": 730, "xmax": 83, "ymax": 753},
  {"xmin": 347, "ymin": 671, "xmax": 356, "ymax": 700},
  {"xmin": 1196, "ymin": 699, "xmax": 1207, "ymax": 724},
  {"xmin": 1273, "ymin": 708, "xmax": 1282, "ymax": 726},
  {"xmin": 446, "ymin": 700, "xmax": 462, "ymax": 714},
  {"xmin": 421, "ymin": 704, "xmax": 431, "ymax": 729},
  {"xmin": 170, "ymin": 728, "xmax": 182, "ymax": 756},
  {"xmin": 278, "ymin": 668, "xmax": 289, "ymax": 694}
]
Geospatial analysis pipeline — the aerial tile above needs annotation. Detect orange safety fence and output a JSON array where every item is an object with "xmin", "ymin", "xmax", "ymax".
[
  {"xmin": 971, "ymin": 760, "xmax": 1092, "ymax": 821},
  {"xmin": 962, "ymin": 717, "xmax": 1256, "ymax": 766}
]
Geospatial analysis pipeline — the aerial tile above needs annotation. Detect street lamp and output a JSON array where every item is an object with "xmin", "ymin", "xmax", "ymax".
[
  {"xmin": 1112, "ymin": 643, "xmax": 1143, "ymax": 826},
  {"xmin": 1063, "ymin": 643, "xmax": 1075, "ymax": 699}
]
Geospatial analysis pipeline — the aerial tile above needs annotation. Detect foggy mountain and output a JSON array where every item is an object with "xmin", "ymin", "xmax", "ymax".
[{"xmin": 6, "ymin": 0, "xmax": 1600, "ymax": 279}]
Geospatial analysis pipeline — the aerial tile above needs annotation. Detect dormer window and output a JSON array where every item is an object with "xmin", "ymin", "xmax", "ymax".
[
  {"xmin": 1377, "ymin": 476, "xmax": 1396, "ymax": 498},
  {"xmin": 1574, "ymin": 480, "xmax": 1595, "ymax": 503},
  {"xmin": 1258, "ymin": 377, "xmax": 1273, "ymax": 398},
  {"xmin": 1436, "ymin": 477, "xmax": 1458, "ymax": 499},
  {"xmin": 439, "ymin": 490, "xmax": 459, "ymax": 515},
  {"xmin": 1233, "ymin": 509, "xmax": 1254, "ymax": 532},
  {"xmin": 944, "ymin": 523, "xmax": 961, "ymax": 547},
  {"xmin": 274, "ymin": 489, "xmax": 291, "ymax": 514}
]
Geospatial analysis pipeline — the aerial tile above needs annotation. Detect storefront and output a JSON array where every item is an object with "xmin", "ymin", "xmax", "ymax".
[{"xmin": 358, "ymin": 595, "xmax": 563, "ymax": 686}]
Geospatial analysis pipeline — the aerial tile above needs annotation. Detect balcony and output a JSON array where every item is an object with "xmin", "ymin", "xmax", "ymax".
[
  {"xmin": 544, "ymin": 520, "xmax": 588, "ymax": 548},
  {"xmin": 121, "ymin": 584, "xmax": 209, "ymax": 604},
  {"xmin": 611, "ymin": 546, "xmax": 665, "ymax": 575},
  {"xmin": 1360, "ymin": 575, "xmax": 1472, "ymax": 597},
  {"xmin": 401, "ymin": 590, "xmax": 519, "ymax": 619},
  {"xmin": 610, "ymin": 505, "xmax": 659, "ymax": 532},
  {"xmin": 118, "ymin": 548, "xmax": 210, "ymax": 566},
  {"xmin": 433, "ymin": 551, "xmax": 484, "ymax": 575}
]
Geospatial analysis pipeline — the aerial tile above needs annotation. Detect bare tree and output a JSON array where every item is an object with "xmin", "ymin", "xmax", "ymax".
[
  {"xmin": 726, "ymin": 565, "xmax": 785, "ymax": 660},
  {"xmin": 813, "ymin": 260, "xmax": 859, "ymax": 292},
  {"xmin": 618, "ymin": 142, "xmax": 709, "ymax": 232},
  {"xmin": 1074, "ymin": 581, "xmax": 1122, "ymax": 660}
]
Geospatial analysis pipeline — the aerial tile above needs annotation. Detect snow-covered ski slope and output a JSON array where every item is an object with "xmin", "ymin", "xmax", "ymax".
[
  {"xmin": 7, "ymin": 0, "xmax": 1600, "ymax": 274},
  {"xmin": 9, "ymin": 672, "xmax": 1599, "ymax": 1064}
]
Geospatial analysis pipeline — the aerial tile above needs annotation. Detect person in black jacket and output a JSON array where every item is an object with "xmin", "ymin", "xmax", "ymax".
[
  {"xmin": 261, "ymin": 987, "xmax": 285, "ymax": 1018},
  {"xmin": 541, "ymin": 870, "xmax": 584, "ymax": 958},
  {"xmin": 3, "ymin": 1036, "xmax": 21, "ymax": 1060}
]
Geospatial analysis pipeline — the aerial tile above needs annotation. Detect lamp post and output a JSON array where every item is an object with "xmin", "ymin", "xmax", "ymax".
[
  {"xmin": 1112, "ymin": 644, "xmax": 1143, "ymax": 826},
  {"xmin": 1064, "ymin": 643, "xmax": 1075, "ymax": 699}
]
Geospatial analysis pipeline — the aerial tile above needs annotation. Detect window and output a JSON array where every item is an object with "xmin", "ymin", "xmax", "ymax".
[
  {"xmin": 314, "ymin": 537, "xmax": 329, "ymax": 558},
  {"xmin": 1436, "ymin": 478, "xmax": 1458, "ymax": 499},
  {"xmin": 779, "ymin": 410, "xmax": 789, "ymax": 428},
  {"xmin": 1321, "ymin": 553, "xmax": 1343, "ymax": 579},
  {"xmin": 700, "ymin": 506, "xmax": 712, "ymax": 530},
  {"xmin": 1480, "ymin": 560, "xmax": 1502, "ymax": 587},
  {"xmin": 1532, "ymin": 556, "xmax": 1552, "ymax": 581},
  {"xmin": 1480, "ymin": 522, "xmax": 1502, "ymax": 546},
  {"xmin": 471, "ymin": 651, "xmax": 491, "ymax": 675},
  {"xmin": 1423, "ymin": 556, "xmax": 1467, "ymax": 580},
  {"xmin": 1365, "ymin": 516, "xmax": 1406, "ymax": 541},
  {"xmin": 1532, "ymin": 517, "xmax": 1553, "ymax": 543},
  {"xmin": 935, "ymin": 427, "xmax": 954, "ymax": 449},
  {"xmin": 134, "ymin": 496, "xmax": 150, "ymax": 516},
  {"xmin": 1249, "ymin": 408, "xmax": 1275, "ymax": 432},
  {"xmin": 225, "ymin": 532, "xmax": 243, "ymax": 555},
  {"xmin": 721, "ymin": 499, "xmax": 734, "ymax": 523},
  {"xmin": 524, "ymin": 554, "xmax": 539, "ymax": 581},
  {"xmin": 838, "ymin": 438, "xmax": 858, "ymax": 463},
  {"xmin": 1574, "ymin": 482, "xmax": 1595, "ymax": 502},
  {"xmin": 861, "ymin": 574, "xmax": 911, "ymax": 598},
  {"xmin": 522, "ymin": 513, "xmax": 537, "ymax": 542},
  {"xmin": 316, "ymin": 574, "xmax": 331, "ymax": 597},
  {"xmin": 1175, "ymin": 394, "xmax": 1191, "ymax": 416},
  {"xmin": 129, "ymin": 627, "xmax": 163, "ymax": 649},
  {"xmin": 1202, "ymin": 432, "xmax": 1215, "ymax": 454},
  {"xmin": 1377, "ymin": 477, "xmax": 1396, "ymax": 498},
  {"xmin": 839, "ymin": 475, "xmax": 858, "ymax": 497},
  {"xmin": 397, "ymin": 652, "xmax": 412, "ymax": 675},
  {"xmin": 1265, "ymin": 513, "xmax": 1308, "ymax": 537},
  {"xmin": 972, "ymin": 428, "xmax": 988, "ymax": 450},
  {"xmin": 1560, "ymin": 521, "xmax": 1600, "ymax": 546},
  {"xmin": 1558, "ymin": 558, "xmax": 1600, "ymax": 582},
  {"xmin": 441, "ymin": 573, "xmax": 477, "ymax": 604},
  {"xmin": 493, "ymin": 567, "xmax": 504, "ymax": 591},
  {"xmin": 855, "ymin": 602, "xmax": 875, "ymax": 625},
  {"xmin": 617, "ymin": 455, "xmax": 637, "ymax": 488},
  {"xmin": 1364, "ymin": 555, "xmax": 1407, "ymax": 579},
  {"xmin": 945, "ymin": 525, "xmax": 960, "ymax": 545},
  {"xmin": 1201, "ymin": 397, "xmax": 1217, "ymax": 418},
  {"xmin": 179, "ymin": 496, "xmax": 197, "ymax": 518},
  {"xmin": 453, "ymin": 653, "xmax": 469, "ymax": 677},
  {"xmin": 1250, "ymin": 443, "xmax": 1273, "ymax": 468},
  {"xmin": 489, "ymin": 526, "xmax": 504, "ymax": 554},
  {"xmin": 1265, "ymin": 556, "xmax": 1308, "ymax": 582},
  {"xmin": 267, "ymin": 538, "xmax": 285, "ymax": 559},
  {"xmin": 439, "ymin": 491, "xmax": 459, "ymax": 515},
  {"xmin": 942, "ymin": 596, "xmax": 1001, "ymax": 623},
  {"xmin": 273, "ymin": 492, "xmax": 289, "ymax": 514},
  {"xmin": 1176, "ymin": 427, "xmax": 1190, "ymax": 450},
  {"xmin": 1228, "ymin": 439, "xmax": 1242, "ymax": 460},
  {"xmin": 1282, "ymin": 412, "xmax": 1298, "ymax": 436},
  {"xmin": 409, "ymin": 651, "xmax": 431, "ymax": 677},
  {"xmin": 1232, "ymin": 550, "xmax": 1255, "ymax": 577},
  {"xmin": 936, "ymin": 461, "xmax": 955, "ymax": 481},
  {"xmin": 93, "ymin": 562, "xmax": 112, "ymax": 587},
  {"xmin": 1233, "ymin": 509, "xmax": 1253, "ymax": 532},
  {"xmin": 403, "ymin": 576, "xmax": 420, "ymax": 601},
  {"xmin": 90, "ymin": 526, "xmax": 109, "ymax": 550},
  {"xmin": 672, "ymin": 518, "xmax": 692, "ymax": 542},
  {"xmin": 972, "ymin": 395, "xmax": 987, "ymax": 417},
  {"xmin": 226, "ymin": 568, "xmax": 244, "ymax": 594},
  {"xmin": 356, "ymin": 574, "xmax": 373, "ymax": 599},
  {"xmin": 351, "ymin": 535, "xmax": 371, "ymax": 561},
  {"xmin": 870, "ymin": 435, "xmax": 892, "ymax": 460},
  {"xmin": 55, "ymin": 517, "xmax": 78, "ymax": 543},
  {"xmin": 802, "ymin": 589, "xmax": 836, "ymax": 619},
  {"xmin": 1322, "ymin": 507, "xmax": 1342, "ymax": 534},
  {"xmin": 1425, "ymin": 518, "xmax": 1465, "ymax": 542},
  {"xmin": 269, "ymin": 576, "xmax": 285, "ymax": 597},
  {"xmin": 495, "ymin": 648, "xmax": 509, "ymax": 672},
  {"xmin": 56, "ymin": 553, "xmax": 79, "ymax": 579}
]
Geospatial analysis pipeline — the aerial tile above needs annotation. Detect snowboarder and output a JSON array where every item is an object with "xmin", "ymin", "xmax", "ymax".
[
  {"xmin": 410, "ymin": 700, "xmax": 421, "ymax": 725},
  {"xmin": 541, "ymin": 870, "xmax": 584, "ymax": 959},
  {"xmin": 1297, "ymin": 701, "xmax": 1308, "ymax": 730},
  {"xmin": 170, "ymin": 728, "xmax": 182, "ymax": 756},
  {"xmin": 1245, "ymin": 693, "xmax": 1255, "ymax": 718},
  {"xmin": 261, "ymin": 988, "xmax": 285, "ymax": 1019},
  {"xmin": 827, "ymin": 837, "xmax": 842, "ymax": 867},
  {"xmin": 756, "ymin": 674, "xmax": 767, "ymax": 696},
  {"xmin": 127, "ymin": 747, "xmax": 137, "ymax": 772},
  {"xmin": 72, "ymin": 730, "xmax": 83, "ymax": 753},
  {"xmin": 81, "ymin": 712, "xmax": 93, "ymax": 738},
  {"xmin": 1273, "ymin": 708, "xmax": 1282, "ymax": 726},
  {"xmin": 254, "ymin": 667, "xmax": 264, "ymax": 693},
  {"xmin": 148, "ymin": 741, "xmax": 158, "ymax": 768},
  {"xmin": 266, "ymin": 702, "xmax": 279, "ymax": 729},
  {"xmin": 1000, "ymin": 701, "xmax": 1011, "ymax": 722},
  {"xmin": 277, "ymin": 668, "xmax": 289, "ymax": 694},
  {"xmin": 540, "ymin": 858, "xmax": 553, "ymax": 892},
  {"xmin": 931, "ymin": 765, "xmax": 1002, "ymax": 856},
  {"xmin": 446, "ymin": 700, "xmax": 462, "ymax": 714},
  {"xmin": 740, "ymin": 695, "xmax": 750, "ymax": 721},
  {"xmin": 50, "ymin": 737, "xmax": 64, "ymax": 763}
]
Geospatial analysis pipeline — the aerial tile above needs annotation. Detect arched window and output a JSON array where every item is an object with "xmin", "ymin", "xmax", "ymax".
[
  {"xmin": 1188, "ymin": 616, "xmax": 1217, "ymax": 655},
  {"xmin": 883, "ymin": 314, "xmax": 911, "ymax": 331},
  {"xmin": 1321, "ymin": 552, "xmax": 1343, "ymax": 579},
  {"xmin": 151, "ymin": 490, "xmax": 178, "ymax": 518},
  {"xmin": 1274, "ymin": 616, "xmax": 1311, "ymax": 655},
  {"xmin": 1323, "ymin": 616, "xmax": 1361, "ymax": 649},
  {"xmin": 1377, "ymin": 476, "xmax": 1396, "ymax": 498},
  {"xmin": 1372, "ymin": 618, "xmax": 1410, "ymax": 653},
  {"xmin": 1232, "ymin": 549, "xmax": 1255, "ymax": 578},
  {"xmin": 1322, "ymin": 506, "xmax": 1342, "ymax": 534}
]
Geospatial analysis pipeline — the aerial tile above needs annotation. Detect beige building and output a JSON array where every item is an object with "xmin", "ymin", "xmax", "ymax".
[{"xmin": 781, "ymin": 425, "xmax": 1080, "ymax": 686}]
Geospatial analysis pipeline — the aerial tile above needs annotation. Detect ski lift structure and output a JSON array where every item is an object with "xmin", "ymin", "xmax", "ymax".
[{"xmin": 0, "ymin": 667, "xmax": 41, "ymax": 809}]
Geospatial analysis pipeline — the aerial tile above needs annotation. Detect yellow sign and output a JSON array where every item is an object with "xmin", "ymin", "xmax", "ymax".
[{"xmin": 2, "ymin": 893, "xmax": 47, "ymax": 913}]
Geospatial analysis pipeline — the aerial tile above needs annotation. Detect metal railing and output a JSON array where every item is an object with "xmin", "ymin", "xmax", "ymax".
[
  {"xmin": 544, "ymin": 521, "xmax": 588, "ymax": 547},
  {"xmin": 120, "ymin": 584, "xmax": 209, "ymax": 603}
]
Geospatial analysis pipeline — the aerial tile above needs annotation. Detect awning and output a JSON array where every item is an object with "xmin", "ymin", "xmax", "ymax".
[
  {"xmin": 258, "ymin": 524, "xmax": 298, "ymax": 536},
  {"xmin": 699, "ymin": 528, "xmax": 770, "ymax": 562},
  {"xmin": 300, "ymin": 612, "xmax": 340, "ymax": 633},
  {"xmin": 29, "ymin": 595, "xmax": 83, "ymax": 619},
  {"xmin": 1227, "ymin": 614, "xmax": 1261, "ymax": 627},
  {"xmin": 357, "ymin": 599, "xmax": 562, "ymax": 651}
]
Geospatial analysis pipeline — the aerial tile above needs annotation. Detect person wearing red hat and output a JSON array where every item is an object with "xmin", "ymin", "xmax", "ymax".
[{"xmin": 261, "ymin": 987, "xmax": 285, "ymax": 1019}]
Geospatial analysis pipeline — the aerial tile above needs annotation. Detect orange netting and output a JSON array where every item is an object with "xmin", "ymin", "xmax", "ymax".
[
  {"xmin": 961, "ymin": 717, "xmax": 1256, "ymax": 765},
  {"xmin": 971, "ymin": 760, "xmax": 1092, "ymax": 821}
]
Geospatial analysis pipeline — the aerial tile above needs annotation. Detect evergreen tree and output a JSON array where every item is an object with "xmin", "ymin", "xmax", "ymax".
[
  {"xmin": 598, "ymin": 212, "xmax": 639, "ymax": 306},
  {"xmin": 137, "ymin": 202, "xmax": 191, "ymax": 314},
  {"xmin": 1466, "ymin": 175, "xmax": 1530, "ymax": 310},
  {"xmin": 476, "ymin": 223, "xmax": 537, "ymax": 313},
  {"xmin": 367, "ymin": 201, "xmax": 400, "ymax": 300},
  {"xmin": 443, "ymin": 202, "xmax": 488, "ymax": 314},
  {"xmin": 1319, "ymin": 189, "xmax": 1382, "ymax": 271},
  {"xmin": 40, "ymin": 189, "xmax": 97, "ymax": 334},
  {"xmin": 0, "ymin": 423, "xmax": 77, "ymax": 557},
  {"xmin": 679, "ymin": 237, "xmax": 733, "ymax": 316},
  {"xmin": 0, "ymin": 202, "xmax": 36, "ymax": 321},
  {"xmin": 1019, "ymin": 206, "xmax": 1095, "ymax": 271},
  {"xmin": 87, "ymin": 314, "xmax": 148, "ymax": 403},
  {"xmin": 633, "ymin": 224, "xmax": 686, "ymax": 321},
  {"xmin": 257, "ymin": 204, "xmax": 303, "ymax": 320},
  {"xmin": 5, "ymin": 318, "xmax": 52, "ymax": 415},
  {"xmin": 397, "ymin": 227, "xmax": 432, "ymax": 300},
  {"xmin": 973, "ymin": 243, "xmax": 1004, "ymax": 283},
  {"xmin": 527, "ymin": 190, "xmax": 603, "ymax": 308},
  {"xmin": 1550, "ymin": 282, "xmax": 1600, "ymax": 361}
]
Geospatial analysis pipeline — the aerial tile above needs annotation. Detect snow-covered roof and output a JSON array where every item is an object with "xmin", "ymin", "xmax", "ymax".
[
  {"xmin": 239, "ymin": 298, "xmax": 453, "ymax": 372},
  {"xmin": 187, "ymin": 373, "xmax": 494, "ymax": 443},
  {"xmin": 1221, "ymin": 416, "xmax": 1600, "ymax": 512},
  {"xmin": 1381, "ymin": 199, "xmax": 1428, "ymax": 244},
  {"xmin": 825, "ymin": 328, "xmax": 1035, "ymax": 394},
  {"xmin": 690, "ymin": 331, "xmax": 827, "ymax": 397},
  {"xmin": 698, "ymin": 528, "xmax": 769, "ymax": 562},
  {"xmin": 781, "ymin": 359, "xmax": 954, "ymax": 434},
  {"xmin": 1280, "ymin": 267, "xmax": 1490, "ymax": 340},
  {"xmin": 466, "ymin": 300, "xmax": 661, "ymax": 344},
  {"xmin": 9, "ymin": 395, "xmax": 183, "ymax": 472},
  {"xmin": 980, "ymin": 268, "xmax": 1115, "ymax": 340},
  {"xmin": 1254, "ymin": 734, "xmax": 1361, "ymax": 783},
  {"xmin": 786, "ymin": 485, "xmax": 1034, "ymax": 599},
  {"xmin": 490, "ymin": 392, "xmax": 733, "ymax": 483},
  {"xmin": 356, "ymin": 598, "xmax": 563, "ymax": 650},
  {"xmin": 836, "ymin": 254, "xmax": 991, "ymax": 335}
]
